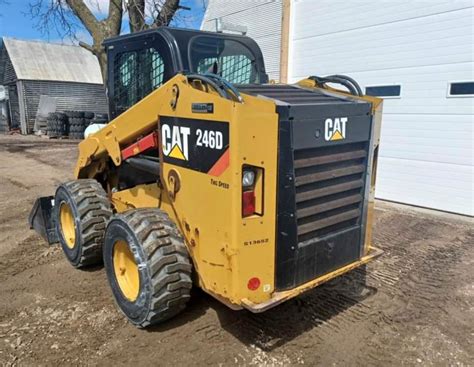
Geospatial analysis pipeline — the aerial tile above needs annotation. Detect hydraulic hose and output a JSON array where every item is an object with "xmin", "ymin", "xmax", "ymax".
[
  {"xmin": 186, "ymin": 74, "xmax": 229, "ymax": 99},
  {"xmin": 308, "ymin": 74, "xmax": 363, "ymax": 96},
  {"xmin": 186, "ymin": 73, "xmax": 243, "ymax": 103}
]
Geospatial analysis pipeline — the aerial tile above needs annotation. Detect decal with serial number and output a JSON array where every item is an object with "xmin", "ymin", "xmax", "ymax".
[
  {"xmin": 160, "ymin": 116, "xmax": 229, "ymax": 176},
  {"xmin": 192, "ymin": 103, "xmax": 214, "ymax": 114}
]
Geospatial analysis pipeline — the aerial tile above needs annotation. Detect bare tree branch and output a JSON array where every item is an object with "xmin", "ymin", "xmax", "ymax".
[
  {"xmin": 78, "ymin": 40, "xmax": 94, "ymax": 52},
  {"xmin": 127, "ymin": 0, "xmax": 146, "ymax": 33},
  {"xmin": 152, "ymin": 0, "xmax": 180, "ymax": 27},
  {"xmin": 28, "ymin": 0, "xmax": 200, "ymax": 82}
]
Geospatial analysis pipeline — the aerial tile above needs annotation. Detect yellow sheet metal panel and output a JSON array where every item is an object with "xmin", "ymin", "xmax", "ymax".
[{"xmin": 155, "ymin": 80, "xmax": 279, "ymax": 306}]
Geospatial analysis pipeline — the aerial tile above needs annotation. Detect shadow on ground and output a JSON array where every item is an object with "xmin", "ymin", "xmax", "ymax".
[{"xmin": 147, "ymin": 265, "xmax": 376, "ymax": 352}]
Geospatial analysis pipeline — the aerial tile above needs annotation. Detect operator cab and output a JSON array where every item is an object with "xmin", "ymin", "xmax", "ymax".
[{"xmin": 104, "ymin": 27, "xmax": 268, "ymax": 119}]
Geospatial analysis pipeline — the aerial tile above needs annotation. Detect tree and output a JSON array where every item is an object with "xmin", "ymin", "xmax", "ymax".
[{"xmin": 29, "ymin": 0, "xmax": 188, "ymax": 82}]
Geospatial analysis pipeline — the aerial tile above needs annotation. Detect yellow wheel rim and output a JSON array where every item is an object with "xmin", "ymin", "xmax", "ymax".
[
  {"xmin": 59, "ymin": 202, "xmax": 76, "ymax": 249},
  {"xmin": 113, "ymin": 240, "xmax": 140, "ymax": 302}
]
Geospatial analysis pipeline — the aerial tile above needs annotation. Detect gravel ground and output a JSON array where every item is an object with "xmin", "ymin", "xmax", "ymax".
[{"xmin": 0, "ymin": 134, "xmax": 472, "ymax": 366}]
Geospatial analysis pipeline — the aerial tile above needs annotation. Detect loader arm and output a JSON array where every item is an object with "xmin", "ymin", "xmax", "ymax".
[{"xmin": 75, "ymin": 75, "xmax": 183, "ymax": 179}]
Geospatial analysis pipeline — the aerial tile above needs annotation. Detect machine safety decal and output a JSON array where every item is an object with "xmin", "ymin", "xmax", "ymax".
[
  {"xmin": 325, "ymin": 117, "xmax": 347, "ymax": 141},
  {"xmin": 160, "ymin": 116, "xmax": 230, "ymax": 176}
]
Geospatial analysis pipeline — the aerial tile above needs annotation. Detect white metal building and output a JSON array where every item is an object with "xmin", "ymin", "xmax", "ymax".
[{"xmin": 202, "ymin": 0, "xmax": 474, "ymax": 216}]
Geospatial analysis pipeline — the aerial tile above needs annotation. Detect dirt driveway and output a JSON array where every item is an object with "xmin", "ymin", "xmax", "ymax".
[{"xmin": 0, "ymin": 135, "xmax": 472, "ymax": 366}]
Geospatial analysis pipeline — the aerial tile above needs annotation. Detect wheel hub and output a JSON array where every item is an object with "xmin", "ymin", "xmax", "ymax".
[
  {"xmin": 59, "ymin": 202, "xmax": 76, "ymax": 249},
  {"xmin": 113, "ymin": 240, "xmax": 140, "ymax": 302}
]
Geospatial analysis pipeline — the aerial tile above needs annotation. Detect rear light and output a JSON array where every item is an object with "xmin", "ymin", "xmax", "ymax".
[
  {"xmin": 242, "ymin": 169, "xmax": 256, "ymax": 187},
  {"xmin": 241, "ymin": 166, "xmax": 263, "ymax": 218},
  {"xmin": 247, "ymin": 277, "xmax": 261, "ymax": 291},
  {"xmin": 242, "ymin": 190, "xmax": 256, "ymax": 217}
]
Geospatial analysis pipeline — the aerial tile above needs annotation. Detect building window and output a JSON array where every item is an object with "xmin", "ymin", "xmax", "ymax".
[
  {"xmin": 365, "ymin": 85, "xmax": 401, "ymax": 98},
  {"xmin": 447, "ymin": 81, "xmax": 474, "ymax": 97}
]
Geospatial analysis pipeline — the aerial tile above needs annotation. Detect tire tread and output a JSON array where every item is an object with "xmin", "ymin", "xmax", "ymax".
[
  {"xmin": 59, "ymin": 179, "xmax": 112, "ymax": 267},
  {"xmin": 112, "ymin": 209, "xmax": 192, "ymax": 327}
]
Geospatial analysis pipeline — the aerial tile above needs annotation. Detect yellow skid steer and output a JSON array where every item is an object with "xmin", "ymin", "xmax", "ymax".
[{"xmin": 29, "ymin": 27, "xmax": 383, "ymax": 328}]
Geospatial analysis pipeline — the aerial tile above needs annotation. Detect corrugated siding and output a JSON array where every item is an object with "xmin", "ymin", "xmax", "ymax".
[
  {"xmin": 0, "ymin": 46, "xmax": 17, "ymax": 85},
  {"xmin": 7, "ymin": 85, "xmax": 20, "ymax": 130},
  {"xmin": 21, "ymin": 80, "xmax": 108, "ymax": 133},
  {"xmin": 289, "ymin": 0, "xmax": 474, "ymax": 216},
  {"xmin": 201, "ymin": 0, "xmax": 282, "ymax": 81}
]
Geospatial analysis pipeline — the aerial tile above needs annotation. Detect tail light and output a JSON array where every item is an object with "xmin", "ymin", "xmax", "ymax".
[
  {"xmin": 247, "ymin": 277, "xmax": 261, "ymax": 291},
  {"xmin": 242, "ymin": 190, "xmax": 256, "ymax": 217},
  {"xmin": 242, "ymin": 166, "xmax": 263, "ymax": 218}
]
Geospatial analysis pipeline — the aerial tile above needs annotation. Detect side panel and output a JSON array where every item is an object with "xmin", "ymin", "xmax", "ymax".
[{"xmin": 152, "ymin": 83, "xmax": 280, "ymax": 306}]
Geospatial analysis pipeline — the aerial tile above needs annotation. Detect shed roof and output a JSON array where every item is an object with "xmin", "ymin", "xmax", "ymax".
[{"xmin": 1, "ymin": 37, "xmax": 103, "ymax": 84}]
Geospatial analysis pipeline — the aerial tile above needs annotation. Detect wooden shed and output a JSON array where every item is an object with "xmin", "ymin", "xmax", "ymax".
[{"xmin": 0, "ymin": 37, "xmax": 108, "ymax": 134}]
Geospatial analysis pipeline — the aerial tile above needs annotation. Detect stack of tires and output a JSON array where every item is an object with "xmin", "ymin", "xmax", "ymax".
[
  {"xmin": 46, "ymin": 113, "xmax": 68, "ymax": 138},
  {"xmin": 90, "ymin": 113, "xmax": 109, "ymax": 125},
  {"xmin": 66, "ymin": 111, "xmax": 96, "ymax": 140},
  {"xmin": 47, "ymin": 110, "xmax": 109, "ymax": 140}
]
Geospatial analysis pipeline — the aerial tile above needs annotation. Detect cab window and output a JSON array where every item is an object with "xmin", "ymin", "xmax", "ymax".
[
  {"xmin": 190, "ymin": 37, "xmax": 258, "ymax": 84},
  {"xmin": 113, "ymin": 48, "xmax": 165, "ymax": 114}
]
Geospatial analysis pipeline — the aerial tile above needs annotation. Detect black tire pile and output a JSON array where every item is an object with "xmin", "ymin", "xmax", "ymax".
[
  {"xmin": 46, "ymin": 111, "xmax": 109, "ymax": 140},
  {"xmin": 46, "ymin": 113, "xmax": 68, "ymax": 138}
]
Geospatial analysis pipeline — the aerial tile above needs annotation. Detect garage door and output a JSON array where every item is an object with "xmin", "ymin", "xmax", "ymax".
[{"xmin": 288, "ymin": 0, "xmax": 474, "ymax": 216}]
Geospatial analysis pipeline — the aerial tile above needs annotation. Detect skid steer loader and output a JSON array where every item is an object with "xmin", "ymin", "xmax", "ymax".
[{"xmin": 29, "ymin": 27, "xmax": 383, "ymax": 328}]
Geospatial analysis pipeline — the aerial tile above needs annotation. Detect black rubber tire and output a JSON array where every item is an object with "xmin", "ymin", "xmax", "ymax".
[
  {"xmin": 103, "ymin": 208, "xmax": 193, "ymax": 328},
  {"xmin": 91, "ymin": 118, "xmax": 108, "ymax": 124},
  {"xmin": 55, "ymin": 120, "xmax": 67, "ymax": 135},
  {"xmin": 94, "ymin": 113, "xmax": 109, "ymax": 120},
  {"xmin": 47, "ymin": 119, "xmax": 63, "ymax": 137},
  {"xmin": 69, "ymin": 132, "xmax": 84, "ymax": 139},
  {"xmin": 69, "ymin": 124, "xmax": 85, "ymax": 133},
  {"xmin": 54, "ymin": 112, "xmax": 68, "ymax": 122},
  {"xmin": 70, "ymin": 117, "xmax": 85, "ymax": 126},
  {"xmin": 54, "ymin": 179, "xmax": 112, "ymax": 268},
  {"xmin": 69, "ymin": 111, "xmax": 84, "ymax": 118}
]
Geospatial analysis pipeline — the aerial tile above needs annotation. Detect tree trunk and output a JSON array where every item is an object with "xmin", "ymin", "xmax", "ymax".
[
  {"xmin": 128, "ymin": 0, "xmax": 146, "ymax": 33},
  {"xmin": 49, "ymin": 0, "xmax": 181, "ymax": 84},
  {"xmin": 95, "ymin": 47, "xmax": 108, "ymax": 84}
]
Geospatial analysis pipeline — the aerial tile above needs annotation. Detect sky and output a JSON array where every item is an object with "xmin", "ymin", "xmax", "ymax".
[{"xmin": 0, "ymin": 0, "xmax": 206, "ymax": 44}]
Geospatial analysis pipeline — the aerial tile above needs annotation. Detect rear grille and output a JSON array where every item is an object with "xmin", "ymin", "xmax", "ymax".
[{"xmin": 294, "ymin": 142, "xmax": 368, "ymax": 243}]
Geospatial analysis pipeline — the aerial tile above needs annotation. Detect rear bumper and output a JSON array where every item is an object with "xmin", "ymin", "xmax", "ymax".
[{"xmin": 241, "ymin": 246, "xmax": 383, "ymax": 313}]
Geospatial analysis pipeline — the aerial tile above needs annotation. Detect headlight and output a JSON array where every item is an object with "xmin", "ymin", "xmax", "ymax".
[{"xmin": 242, "ymin": 170, "xmax": 255, "ymax": 187}]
